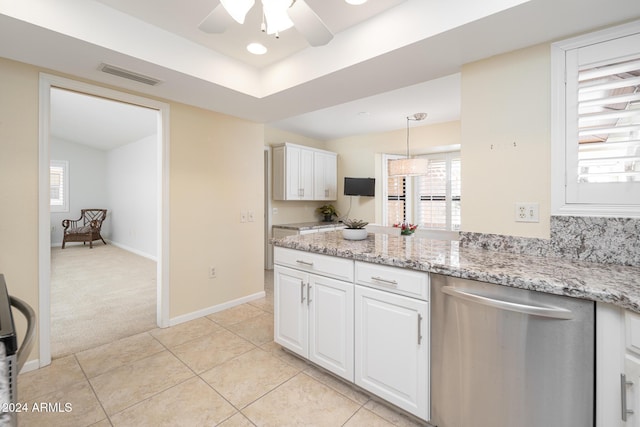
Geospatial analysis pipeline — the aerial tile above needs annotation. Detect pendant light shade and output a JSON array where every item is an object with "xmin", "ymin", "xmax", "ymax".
[
  {"xmin": 389, "ymin": 113, "xmax": 428, "ymax": 176},
  {"xmin": 220, "ymin": 0, "xmax": 255, "ymax": 24}
]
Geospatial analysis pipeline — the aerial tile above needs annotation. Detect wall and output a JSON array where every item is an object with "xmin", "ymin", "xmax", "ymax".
[
  {"xmin": 50, "ymin": 138, "xmax": 109, "ymax": 245},
  {"xmin": 265, "ymin": 126, "xmax": 329, "ymax": 225},
  {"xmin": 460, "ymin": 43, "xmax": 551, "ymax": 238},
  {"xmin": 0, "ymin": 57, "xmax": 265, "ymax": 365},
  {"xmin": 325, "ymin": 121, "xmax": 461, "ymax": 224},
  {"xmin": 107, "ymin": 134, "xmax": 157, "ymax": 259}
]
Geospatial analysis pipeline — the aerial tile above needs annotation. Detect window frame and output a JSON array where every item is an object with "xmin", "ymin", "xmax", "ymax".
[
  {"xmin": 50, "ymin": 159, "xmax": 69, "ymax": 213},
  {"xmin": 551, "ymin": 20, "xmax": 640, "ymax": 217},
  {"xmin": 381, "ymin": 151, "xmax": 461, "ymax": 231}
]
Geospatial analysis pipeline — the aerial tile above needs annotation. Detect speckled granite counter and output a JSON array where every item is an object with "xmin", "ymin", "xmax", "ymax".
[
  {"xmin": 273, "ymin": 221, "xmax": 342, "ymax": 231},
  {"xmin": 272, "ymin": 230, "xmax": 640, "ymax": 313}
]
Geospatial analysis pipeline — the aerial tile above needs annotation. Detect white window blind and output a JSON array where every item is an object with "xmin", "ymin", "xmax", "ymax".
[
  {"xmin": 416, "ymin": 153, "xmax": 461, "ymax": 231},
  {"xmin": 553, "ymin": 22, "xmax": 640, "ymax": 213},
  {"xmin": 50, "ymin": 160, "xmax": 69, "ymax": 212},
  {"xmin": 387, "ymin": 168, "xmax": 406, "ymax": 226}
]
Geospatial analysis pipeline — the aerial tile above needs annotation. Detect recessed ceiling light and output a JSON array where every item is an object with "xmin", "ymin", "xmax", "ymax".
[
  {"xmin": 247, "ymin": 43, "xmax": 267, "ymax": 55},
  {"xmin": 345, "ymin": 0, "xmax": 368, "ymax": 5}
]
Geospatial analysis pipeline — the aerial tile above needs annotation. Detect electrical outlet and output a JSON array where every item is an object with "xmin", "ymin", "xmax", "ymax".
[
  {"xmin": 515, "ymin": 203, "xmax": 539, "ymax": 223},
  {"xmin": 209, "ymin": 266, "xmax": 217, "ymax": 279}
]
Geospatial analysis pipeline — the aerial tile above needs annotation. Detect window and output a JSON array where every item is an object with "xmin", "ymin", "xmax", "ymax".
[
  {"xmin": 552, "ymin": 21, "xmax": 640, "ymax": 216},
  {"xmin": 382, "ymin": 152, "xmax": 461, "ymax": 230},
  {"xmin": 50, "ymin": 160, "xmax": 69, "ymax": 212}
]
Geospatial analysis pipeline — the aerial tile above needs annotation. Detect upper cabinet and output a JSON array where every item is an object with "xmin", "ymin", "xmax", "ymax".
[{"xmin": 273, "ymin": 143, "xmax": 337, "ymax": 201}]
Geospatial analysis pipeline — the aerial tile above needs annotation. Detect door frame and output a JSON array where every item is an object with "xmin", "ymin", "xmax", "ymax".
[{"xmin": 38, "ymin": 73, "xmax": 171, "ymax": 367}]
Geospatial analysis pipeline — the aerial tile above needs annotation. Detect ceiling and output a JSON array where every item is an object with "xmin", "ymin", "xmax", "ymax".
[{"xmin": 1, "ymin": 0, "xmax": 640, "ymax": 144}]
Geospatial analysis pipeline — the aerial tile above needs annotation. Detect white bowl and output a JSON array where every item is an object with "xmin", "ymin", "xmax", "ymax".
[{"xmin": 342, "ymin": 228, "xmax": 368, "ymax": 241}]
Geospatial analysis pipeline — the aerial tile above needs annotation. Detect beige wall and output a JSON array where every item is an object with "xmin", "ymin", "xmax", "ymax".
[
  {"xmin": 0, "ymin": 58, "xmax": 40, "ymax": 359},
  {"xmin": 325, "ymin": 121, "xmax": 461, "ymax": 224},
  {"xmin": 0, "ymin": 57, "xmax": 265, "ymax": 365},
  {"xmin": 461, "ymin": 43, "xmax": 551, "ymax": 238}
]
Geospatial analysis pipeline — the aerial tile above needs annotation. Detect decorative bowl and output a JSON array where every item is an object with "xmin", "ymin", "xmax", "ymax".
[{"xmin": 342, "ymin": 228, "xmax": 368, "ymax": 241}]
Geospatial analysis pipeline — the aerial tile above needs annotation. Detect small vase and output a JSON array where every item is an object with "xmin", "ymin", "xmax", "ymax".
[
  {"xmin": 342, "ymin": 228, "xmax": 368, "ymax": 241},
  {"xmin": 323, "ymin": 214, "xmax": 333, "ymax": 222}
]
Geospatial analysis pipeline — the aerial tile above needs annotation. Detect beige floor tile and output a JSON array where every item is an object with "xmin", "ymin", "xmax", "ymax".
[
  {"xmin": 243, "ymin": 372, "xmax": 360, "ymax": 426},
  {"xmin": 260, "ymin": 341, "xmax": 309, "ymax": 371},
  {"xmin": 247, "ymin": 296, "xmax": 274, "ymax": 313},
  {"xmin": 345, "ymin": 407, "xmax": 396, "ymax": 427},
  {"xmin": 218, "ymin": 412, "xmax": 255, "ymax": 427},
  {"xmin": 109, "ymin": 377, "xmax": 236, "ymax": 427},
  {"xmin": 226, "ymin": 312, "xmax": 274, "ymax": 346},
  {"xmin": 304, "ymin": 367, "xmax": 370, "ymax": 405},
  {"xmin": 200, "ymin": 348, "xmax": 298, "ymax": 408},
  {"xmin": 89, "ymin": 419, "xmax": 113, "ymax": 427},
  {"xmin": 18, "ymin": 355, "xmax": 87, "ymax": 401},
  {"xmin": 90, "ymin": 351, "xmax": 193, "ymax": 415},
  {"xmin": 76, "ymin": 332, "xmax": 165, "ymax": 378},
  {"xmin": 363, "ymin": 399, "xmax": 426, "ymax": 427},
  {"xmin": 17, "ymin": 380, "xmax": 107, "ymax": 427},
  {"xmin": 149, "ymin": 317, "xmax": 223, "ymax": 348},
  {"xmin": 171, "ymin": 328, "xmax": 255, "ymax": 373},
  {"xmin": 207, "ymin": 303, "xmax": 265, "ymax": 326}
]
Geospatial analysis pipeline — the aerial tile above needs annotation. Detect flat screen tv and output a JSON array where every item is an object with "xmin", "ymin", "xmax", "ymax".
[{"xmin": 344, "ymin": 177, "xmax": 375, "ymax": 197}]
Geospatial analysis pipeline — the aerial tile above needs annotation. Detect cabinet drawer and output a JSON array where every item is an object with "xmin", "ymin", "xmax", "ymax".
[
  {"xmin": 355, "ymin": 261, "xmax": 429, "ymax": 301},
  {"xmin": 274, "ymin": 247, "xmax": 354, "ymax": 282}
]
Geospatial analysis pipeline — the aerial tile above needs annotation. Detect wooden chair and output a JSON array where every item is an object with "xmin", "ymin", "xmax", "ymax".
[{"xmin": 61, "ymin": 209, "xmax": 107, "ymax": 249}]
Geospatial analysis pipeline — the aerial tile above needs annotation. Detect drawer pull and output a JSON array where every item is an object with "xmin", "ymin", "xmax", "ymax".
[
  {"xmin": 371, "ymin": 276, "xmax": 398, "ymax": 287},
  {"xmin": 296, "ymin": 260, "xmax": 314, "ymax": 267}
]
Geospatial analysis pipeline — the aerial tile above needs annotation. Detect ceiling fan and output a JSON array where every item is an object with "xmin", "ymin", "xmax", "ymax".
[{"xmin": 198, "ymin": 0, "xmax": 334, "ymax": 47}]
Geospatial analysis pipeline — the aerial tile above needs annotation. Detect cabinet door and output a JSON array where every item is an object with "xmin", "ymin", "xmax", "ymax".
[
  {"xmin": 355, "ymin": 285, "xmax": 429, "ymax": 420},
  {"xmin": 314, "ymin": 152, "xmax": 337, "ymax": 200},
  {"xmin": 308, "ymin": 274, "xmax": 354, "ymax": 381},
  {"xmin": 299, "ymin": 147, "xmax": 314, "ymax": 200},
  {"xmin": 625, "ymin": 354, "xmax": 640, "ymax": 427},
  {"xmin": 274, "ymin": 266, "xmax": 308, "ymax": 358},
  {"xmin": 285, "ymin": 146, "xmax": 302, "ymax": 200}
]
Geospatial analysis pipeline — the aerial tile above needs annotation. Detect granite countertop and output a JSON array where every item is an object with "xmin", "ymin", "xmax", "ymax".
[
  {"xmin": 272, "ymin": 230, "xmax": 640, "ymax": 313},
  {"xmin": 273, "ymin": 221, "xmax": 342, "ymax": 231}
]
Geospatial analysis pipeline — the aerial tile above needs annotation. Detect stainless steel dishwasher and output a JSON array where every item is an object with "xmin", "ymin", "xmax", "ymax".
[{"xmin": 430, "ymin": 273, "xmax": 594, "ymax": 427}]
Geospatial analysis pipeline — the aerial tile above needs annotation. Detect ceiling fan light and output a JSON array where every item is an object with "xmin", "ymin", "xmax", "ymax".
[
  {"xmin": 262, "ymin": 0, "xmax": 294, "ymax": 34},
  {"xmin": 220, "ymin": 0, "xmax": 255, "ymax": 24},
  {"xmin": 345, "ymin": 0, "xmax": 368, "ymax": 5}
]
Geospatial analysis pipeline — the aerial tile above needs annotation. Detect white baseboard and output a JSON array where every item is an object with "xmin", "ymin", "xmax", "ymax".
[
  {"xmin": 107, "ymin": 240, "xmax": 157, "ymax": 262},
  {"xmin": 19, "ymin": 358, "xmax": 41, "ymax": 374},
  {"xmin": 168, "ymin": 291, "xmax": 267, "ymax": 327}
]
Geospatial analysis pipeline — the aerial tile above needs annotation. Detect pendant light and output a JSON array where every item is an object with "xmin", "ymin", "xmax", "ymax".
[{"xmin": 388, "ymin": 113, "xmax": 429, "ymax": 176}]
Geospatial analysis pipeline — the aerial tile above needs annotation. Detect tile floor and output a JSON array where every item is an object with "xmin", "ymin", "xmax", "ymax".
[{"xmin": 17, "ymin": 271, "xmax": 426, "ymax": 427}]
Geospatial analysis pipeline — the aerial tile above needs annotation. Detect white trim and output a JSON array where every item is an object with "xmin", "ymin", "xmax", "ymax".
[
  {"xmin": 38, "ymin": 73, "xmax": 171, "ymax": 367},
  {"xmin": 551, "ymin": 20, "xmax": 640, "ymax": 217},
  {"xmin": 19, "ymin": 359, "xmax": 41, "ymax": 375},
  {"xmin": 168, "ymin": 291, "xmax": 266, "ymax": 327},
  {"xmin": 107, "ymin": 240, "xmax": 157, "ymax": 262}
]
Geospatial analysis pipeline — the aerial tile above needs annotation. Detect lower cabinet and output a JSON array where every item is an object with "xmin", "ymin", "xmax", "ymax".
[
  {"xmin": 274, "ymin": 265, "xmax": 354, "ymax": 381},
  {"xmin": 354, "ymin": 285, "xmax": 429, "ymax": 420}
]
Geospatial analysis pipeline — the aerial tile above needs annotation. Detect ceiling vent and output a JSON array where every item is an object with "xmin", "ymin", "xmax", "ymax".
[{"xmin": 98, "ymin": 63, "xmax": 162, "ymax": 86}]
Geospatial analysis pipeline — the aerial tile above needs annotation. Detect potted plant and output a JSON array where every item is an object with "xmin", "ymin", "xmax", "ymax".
[
  {"xmin": 316, "ymin": 204, "xmax": 339, "ymax": 222},
  {"xmin": 342, "ymin": 218, "xmax": 369, "ymax": 240},
  {"xmin": 393, "ymin": 222, "xmax": 418, "ymax": 236}
]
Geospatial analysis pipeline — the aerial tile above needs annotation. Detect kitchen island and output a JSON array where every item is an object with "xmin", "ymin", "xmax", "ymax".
[{"xmin": 272, "ymin": 229, "xmax": 640, "ymax": 313}]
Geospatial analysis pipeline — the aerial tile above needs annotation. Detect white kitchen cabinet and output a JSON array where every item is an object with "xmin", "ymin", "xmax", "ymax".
[
  {"xmin": 313, "ymin": 151, "xmax": 337, "ymax": 201},
  {"xmin": 272, "ymin": 143, "xmax": 337, "ymax": 201},
  {"xmin": 274, "ymin": 255, "xmax": 354, "ymax": 381},
  {"xmin": 354, "ymin": 284, "xmax": 429, "ymax": 420}
]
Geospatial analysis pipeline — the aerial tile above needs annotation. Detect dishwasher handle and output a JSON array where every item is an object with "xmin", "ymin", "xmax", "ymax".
[{"xmin": 441, "ymin": 286, "xmax": 573, "ymax": 320}]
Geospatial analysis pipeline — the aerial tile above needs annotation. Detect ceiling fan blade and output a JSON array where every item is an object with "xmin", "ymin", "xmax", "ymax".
[
  {"xmin": 288, "ymin": 0, "xmax": 334, "ymax": 47},
  {"xmin": 198, "ymin": 3, "xmax": 233, "ymax": 34}
]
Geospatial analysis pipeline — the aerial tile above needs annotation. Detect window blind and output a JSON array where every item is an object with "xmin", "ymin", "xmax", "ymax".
[
  {"xmin": 415, "ymin": 154, "xmax": 461, "ymax": 231},
  {"xmin": 50, "ymin": 164, "xmax": 65, "ymax": 206},
  {"xmin": 387, "ymin": 173, "xmax": 406, "ymax": 225},
  {"xmin": 578, "ymin": 57, "xmax": 640, "ymax": 184}
]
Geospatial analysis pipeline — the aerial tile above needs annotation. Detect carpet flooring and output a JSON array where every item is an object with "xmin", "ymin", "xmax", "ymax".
[{"xmin": 50, "ymin": 243, "xmax": 157, "ymax": 358}]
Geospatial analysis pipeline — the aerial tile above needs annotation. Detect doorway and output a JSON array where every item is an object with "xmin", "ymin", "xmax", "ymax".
[{"xmin": 37, "ymin": 74, "xmax": 170, "ymax": 368}]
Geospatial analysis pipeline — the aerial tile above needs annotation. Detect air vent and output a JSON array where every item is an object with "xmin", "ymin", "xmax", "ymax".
[{"xmin": 98, "ymin": 63, "xmax": 162, "ymax": 86}]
